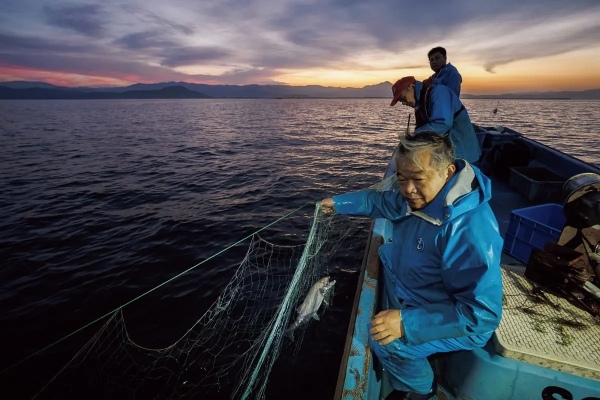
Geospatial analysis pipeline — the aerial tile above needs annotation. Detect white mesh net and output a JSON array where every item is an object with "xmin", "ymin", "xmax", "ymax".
[{"xmin": 34, "ymin": 175, "xmax": 398, "ymax": 400}]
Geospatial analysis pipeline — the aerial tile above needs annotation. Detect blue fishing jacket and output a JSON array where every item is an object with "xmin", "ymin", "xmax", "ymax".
[
  {"xmin": 431, "ymin": 62, "xmax": 462, "ymax": 96},
  {"xmin": 414, "ymin": 81, "xmax": 481, "ymax": 164},
  {"xmin": 333, "ymin": 161, "xmax": 503, "ymax": 346}
]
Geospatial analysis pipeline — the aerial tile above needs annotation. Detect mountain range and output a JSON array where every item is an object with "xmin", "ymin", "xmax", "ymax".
[{"xmin": 1, "ymin": 81, "xmax": 599, "ymax": 100}]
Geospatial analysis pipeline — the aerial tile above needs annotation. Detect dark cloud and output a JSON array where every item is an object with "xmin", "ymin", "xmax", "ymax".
[
  {"xmin": 43, "ymin": 4, "xmax": 105, "ymax": 37},
  {"xmin": 113, "ymin": 34, "xmax": 233, "ymax": 69},
  {"xmin": 120, "ymin": 4, "xmax": 195, "ymax": 35},
  {"xmin": 160, "ymin": 47, "xmax": 232, "ymax": 67},
  {"xmin": 0, "ymin": 32, "xmax": 94, "ymax": 53},
  {"xmin": 114, "ymin": 32, "xmax": 179, "ymax": 51},
  {"xmin": 1, "ymin": 0, "xmax": 599, "ymax": 86},
  {"xmin": 272, "ymin": 0, "xmax": 599, "ymax": 58},
  {"xmin": 481, "ymin": 23, "xmax": 600, "ymax": 72}
]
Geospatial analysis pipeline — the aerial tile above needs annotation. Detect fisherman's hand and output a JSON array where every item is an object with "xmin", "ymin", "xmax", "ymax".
[
  {"xmin": 320, "ymin": 198, "xmax": 334, "ymax": 213},
  {"xmin": 369, "ymin": 309, "xmax": 404, "ymax": 345}
]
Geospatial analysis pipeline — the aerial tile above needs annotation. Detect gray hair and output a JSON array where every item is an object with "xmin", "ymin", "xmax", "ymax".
[{"xmin": 398, "ymin": 131, "xmax": 455, "ymax": 173}]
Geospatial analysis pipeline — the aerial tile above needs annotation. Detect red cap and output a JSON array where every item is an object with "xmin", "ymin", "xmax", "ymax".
[{"xmin": 390, "ymin": 76, "xmax": 416, "ymax": 106}]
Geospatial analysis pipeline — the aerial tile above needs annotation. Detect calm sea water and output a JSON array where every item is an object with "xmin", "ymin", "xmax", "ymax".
[{"xmin": 0, "ymin": 98, "xmax": 598, "ymax": 399}]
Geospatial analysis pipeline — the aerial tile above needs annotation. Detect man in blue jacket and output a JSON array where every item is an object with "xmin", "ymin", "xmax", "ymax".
[
  {"xmin": 425, "ymin": 46, "xmax": 462, "ymax": 96},
  {"xmin": 321, "ymin": 132, "xmax": 503, "ymax": 399},
  {"xmin": 391, "ymin": 75, "xmax": 481, "ymax": 164}
]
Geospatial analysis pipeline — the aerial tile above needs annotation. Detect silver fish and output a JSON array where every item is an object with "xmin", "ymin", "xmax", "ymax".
[{"xmin": 284, "ymin": 276, "xmax": 336, "ymax": 340}]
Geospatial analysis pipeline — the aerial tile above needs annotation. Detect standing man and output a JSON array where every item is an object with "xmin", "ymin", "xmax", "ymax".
[
  {"xmin": 390, "ymin": 76, "xmax": 481, "ymax": 164},
  {"xmin": 425, "ymin": 46, "xmax": 462, "ymax": 96},
  {"xmin": 321, "ymin": 132, "xmax": 503, "ymax": 400}
]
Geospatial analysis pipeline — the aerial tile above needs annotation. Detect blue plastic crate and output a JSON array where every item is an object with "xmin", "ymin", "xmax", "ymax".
[{"xmin": 502, "ymin": 203, "xmax": 566, "ymax": 263}]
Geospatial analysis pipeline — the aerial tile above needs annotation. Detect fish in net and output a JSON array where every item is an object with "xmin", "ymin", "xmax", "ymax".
[{"xmin": 33, "ymin": 175, "xmax": 398, "ymax": 400}]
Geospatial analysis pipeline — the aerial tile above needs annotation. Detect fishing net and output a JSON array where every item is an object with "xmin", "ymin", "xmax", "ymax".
[{"xmin": 33, "ymin": 175, "xmax": 398, "ymax": 400}]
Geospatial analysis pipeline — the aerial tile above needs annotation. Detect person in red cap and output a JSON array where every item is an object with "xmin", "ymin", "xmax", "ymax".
[{"xmin": 390, "ymin": 76, "xmax": 481, "ymax": 164}]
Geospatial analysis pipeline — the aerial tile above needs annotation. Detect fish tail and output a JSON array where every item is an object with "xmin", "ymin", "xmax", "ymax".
[
  {"xmin": 283, "ymin": 328, "xmax": 295, "ymax": 341},
  {"xmin": 284, "ymin": 319, "xmax": 302, "ymax": 340}
]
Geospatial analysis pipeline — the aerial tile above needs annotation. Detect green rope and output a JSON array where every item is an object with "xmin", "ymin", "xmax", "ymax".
[
  {"xmin": 1, "ymin": 202, "xmax": 312, "ymax": 375},
  {"xmin": 241, "ymin": 202, "xmax": 321, "ymax": 400}
]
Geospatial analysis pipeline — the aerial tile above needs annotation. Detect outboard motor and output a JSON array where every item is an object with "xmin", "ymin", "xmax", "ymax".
[
  {"xmin": 563, "ymin": 173, "xmax": 600, "ymax": 229},
  {"xmin": 560, "ymin": 173, "xmax": 600, "ymax": 312}
]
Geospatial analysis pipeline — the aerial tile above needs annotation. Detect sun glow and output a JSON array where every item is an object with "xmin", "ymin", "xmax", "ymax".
[
  {"xmin": 2, "ymin": 45, "xmax": 600, "ymax": 92},
  {"xmin": 460, "ymin": 47, "xmax": 600, "ymax": 95}
]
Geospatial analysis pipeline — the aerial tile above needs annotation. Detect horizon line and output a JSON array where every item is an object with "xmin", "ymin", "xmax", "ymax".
[{"xmin": 1, "ymin": 80, "xmax": 600, "ymax": 96}]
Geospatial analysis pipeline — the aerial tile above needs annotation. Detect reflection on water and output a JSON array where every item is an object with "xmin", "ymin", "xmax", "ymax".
[
  {"xmin": 463, "ymin": 99, "xmax": 599, "ymax": 166},
  {"xmin": 0, "ymin": 98, "xmax": 598, "ymax": 398}
]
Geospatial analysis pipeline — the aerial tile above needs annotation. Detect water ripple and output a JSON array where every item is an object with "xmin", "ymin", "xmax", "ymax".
[{"xmin": 0, "ymin": 98, "xmax": 598, "ymax": 398}]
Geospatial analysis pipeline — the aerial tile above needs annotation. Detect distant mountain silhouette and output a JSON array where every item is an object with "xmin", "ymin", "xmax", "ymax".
[
  {"xmin": 0, "ymin": 85, "xmax": 210, "ymax": 100},
  {"xmin": 1, "ymin": 81, "xmax": 60, "ymax": 90},
  {"xmin": 86, "ymin": 81, "xmax": 395, "ymax": 98},
  {"xmin": 0, "ymin": 81, "xmax": 393, "ymax": 99},
  {"xmin": 1, "ymin": 80, "xmax": 599, "ymax": 100}
]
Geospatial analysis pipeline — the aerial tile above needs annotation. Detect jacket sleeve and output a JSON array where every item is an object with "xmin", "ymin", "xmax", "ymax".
[
  {"xmin": 413, "ymin": 85, "xmax": 455, "ymax": 135},
  {"xmin": 435, "ymin": 65, "xmax": 462, "ymax": 96},
  {"xmin": 401, "ymin": 208, "xmax": 503, "ymax": 344},
  {"xmin": 333, "ymin": 190, "xmax": 405, "ymax": 220},
  {"xmin": 444, "ymin": 69, "xmax": 462, "ymax": 97}
]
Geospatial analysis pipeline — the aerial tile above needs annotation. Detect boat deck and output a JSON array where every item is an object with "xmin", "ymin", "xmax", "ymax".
[
  {"xmin": 496, "ymin": 265, "xmax": 600, "ymax": 380},
  {"xmin": 488, "ymin": 174, "xmax": 600, "ymax": 381}
]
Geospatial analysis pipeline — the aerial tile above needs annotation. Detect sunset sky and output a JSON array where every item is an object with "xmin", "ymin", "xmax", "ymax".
[{"xmin": 1, "ymin": 0, "xmax": 599, "ymax": 95}]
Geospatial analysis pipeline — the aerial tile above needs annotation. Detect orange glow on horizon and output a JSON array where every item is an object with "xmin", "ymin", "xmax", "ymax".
[
  {"xmin": 2, "ymin": 53, "xmax": 600, "ymax": 94},
  {"xmin": 0, "ymin": 64, "xmax": 136, "ymax": 88},
  {"xmin": 461, "ymin": 72, "xmax": 600, "ymax": 95}
]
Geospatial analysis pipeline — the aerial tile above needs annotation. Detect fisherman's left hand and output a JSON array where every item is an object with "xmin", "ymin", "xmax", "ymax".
[
  {"xmin": 369, "ymin": 309, "xmax": 404, "ymax": 345},
  {"xmin": 320, "ymin": 198, "xmax": 335, "ymax": 213}
]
